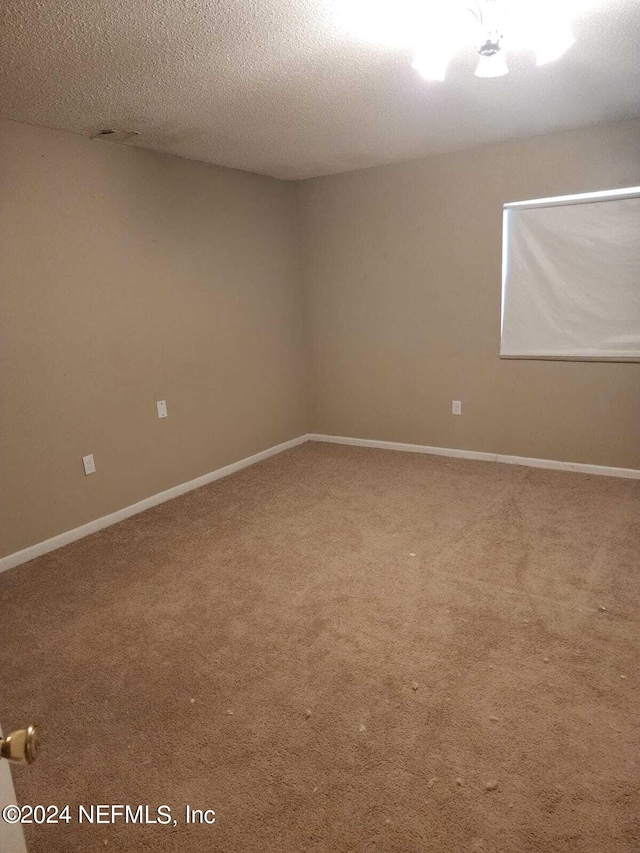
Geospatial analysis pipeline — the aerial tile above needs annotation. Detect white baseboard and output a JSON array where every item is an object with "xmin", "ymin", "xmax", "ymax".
[
  {"xmin": 0, "ymin": 435, "xmax": 309, "ymax": 575},
  {"xmin": 308, "ymin": 434, "xmax": 640, "ymax": 480},
  {"xmin": 3, "ymin": 431, "xmax": 638, "ymax": 575}
]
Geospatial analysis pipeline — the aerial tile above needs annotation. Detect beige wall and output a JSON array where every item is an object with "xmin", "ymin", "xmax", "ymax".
[
  {"xmin": 0, "ymin": 119, "xmax": 309, "ymax": 558},
  {"xmin": 2, "ymin": 117, "xmax": 639, "ymax": 559},
  {"xmin": 299, "ymin": 119, "xmax": 640, "ymax": 469}
]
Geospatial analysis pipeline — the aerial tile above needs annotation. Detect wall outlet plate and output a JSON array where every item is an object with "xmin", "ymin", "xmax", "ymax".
[
  {"xmin": 82, "ymin": 454, "xmax": 96, "ymax": 475},
  {"xmin": 452, "ymin": 400, "xmax": 462, "ymax": 415},
  {"xmin": 157, "ymin": 400, "xmax": 168, "ymax": 419}
]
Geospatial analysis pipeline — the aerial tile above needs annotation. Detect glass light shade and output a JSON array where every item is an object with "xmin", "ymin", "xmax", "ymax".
[
  {"xmin": 411, "ymin": 53, "xmax": 450, "ymax": 82},
  {"xmin": 475, "ymin": 51, "xmax": 509, "ymax": 78},
  {"xmin": 535, "ymin": 30, "xmax": 575, "ymax": 65}
]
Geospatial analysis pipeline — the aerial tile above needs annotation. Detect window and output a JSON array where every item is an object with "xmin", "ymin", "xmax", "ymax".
[{"xmin": 500, "ymin": 186, "xmax": 640, "ymax": 361}]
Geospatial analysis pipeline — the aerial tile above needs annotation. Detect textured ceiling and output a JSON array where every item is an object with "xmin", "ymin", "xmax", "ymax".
[{"xmin": 1, "ymin": 0, "xmax": 639, "ymax": 180}]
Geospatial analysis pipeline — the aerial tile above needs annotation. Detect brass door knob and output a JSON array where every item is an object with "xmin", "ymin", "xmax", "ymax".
[{"xmin": 0, "ymin": 725, "xmax": 40, "ymax": 764}]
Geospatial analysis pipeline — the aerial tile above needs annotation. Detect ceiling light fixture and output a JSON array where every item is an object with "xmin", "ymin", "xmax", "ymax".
[
  {"xmin": 471, "ymin": 1, "xmax": 509, "ymax": 77},
  {"xmin": 337, "ymin": 0, "xmax": 583, "ymax": 82}
]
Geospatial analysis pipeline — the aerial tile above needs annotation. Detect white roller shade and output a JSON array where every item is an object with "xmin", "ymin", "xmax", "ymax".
[{"xmin": 500, "ymin": 189, "xmax": 640, "ymax": 360}]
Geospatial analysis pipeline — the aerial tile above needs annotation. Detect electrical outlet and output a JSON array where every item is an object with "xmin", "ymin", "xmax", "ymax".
[
  {"xmin": 82, "ymin": 454, "xmax": 96, "ymax": 475},
  {"xmin": 452, "ymin": 400, "xmax": 462, "ymax": 415},
  {"xmin": 157, "ymin": 400, "xmax": 168, "ymax": 419}
]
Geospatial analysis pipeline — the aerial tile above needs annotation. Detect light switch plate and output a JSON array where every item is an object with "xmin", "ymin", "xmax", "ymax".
[
  {"xmin": 452, "ymin": 400, "xmax": 462, "ymax": 415},
  {"xmin": 82, "ymin": 454, "xmax": 96, "ymax": 475}
]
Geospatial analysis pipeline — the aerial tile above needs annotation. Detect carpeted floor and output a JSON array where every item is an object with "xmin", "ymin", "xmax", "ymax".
[{"xmin": 1, "ymin": 441, "xmax": 639, "ymax": 852}]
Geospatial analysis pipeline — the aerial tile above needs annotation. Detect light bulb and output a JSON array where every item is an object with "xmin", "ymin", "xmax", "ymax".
[
  {"xmin": 412, "ymin": 52, "xmax": 450, "ymax": 82},
  {"xmin": 535, "ymin": 29, "xmax": 575, "ymax": 65},
  {"xmin": 475, "ymin": 51, "xmax": 509, "ymax": 77}
]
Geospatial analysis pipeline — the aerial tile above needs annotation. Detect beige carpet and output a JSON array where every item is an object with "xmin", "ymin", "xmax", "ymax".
[{"xmin": 1, "ymin": 441, "xmax": 639, "ymax": 852}]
